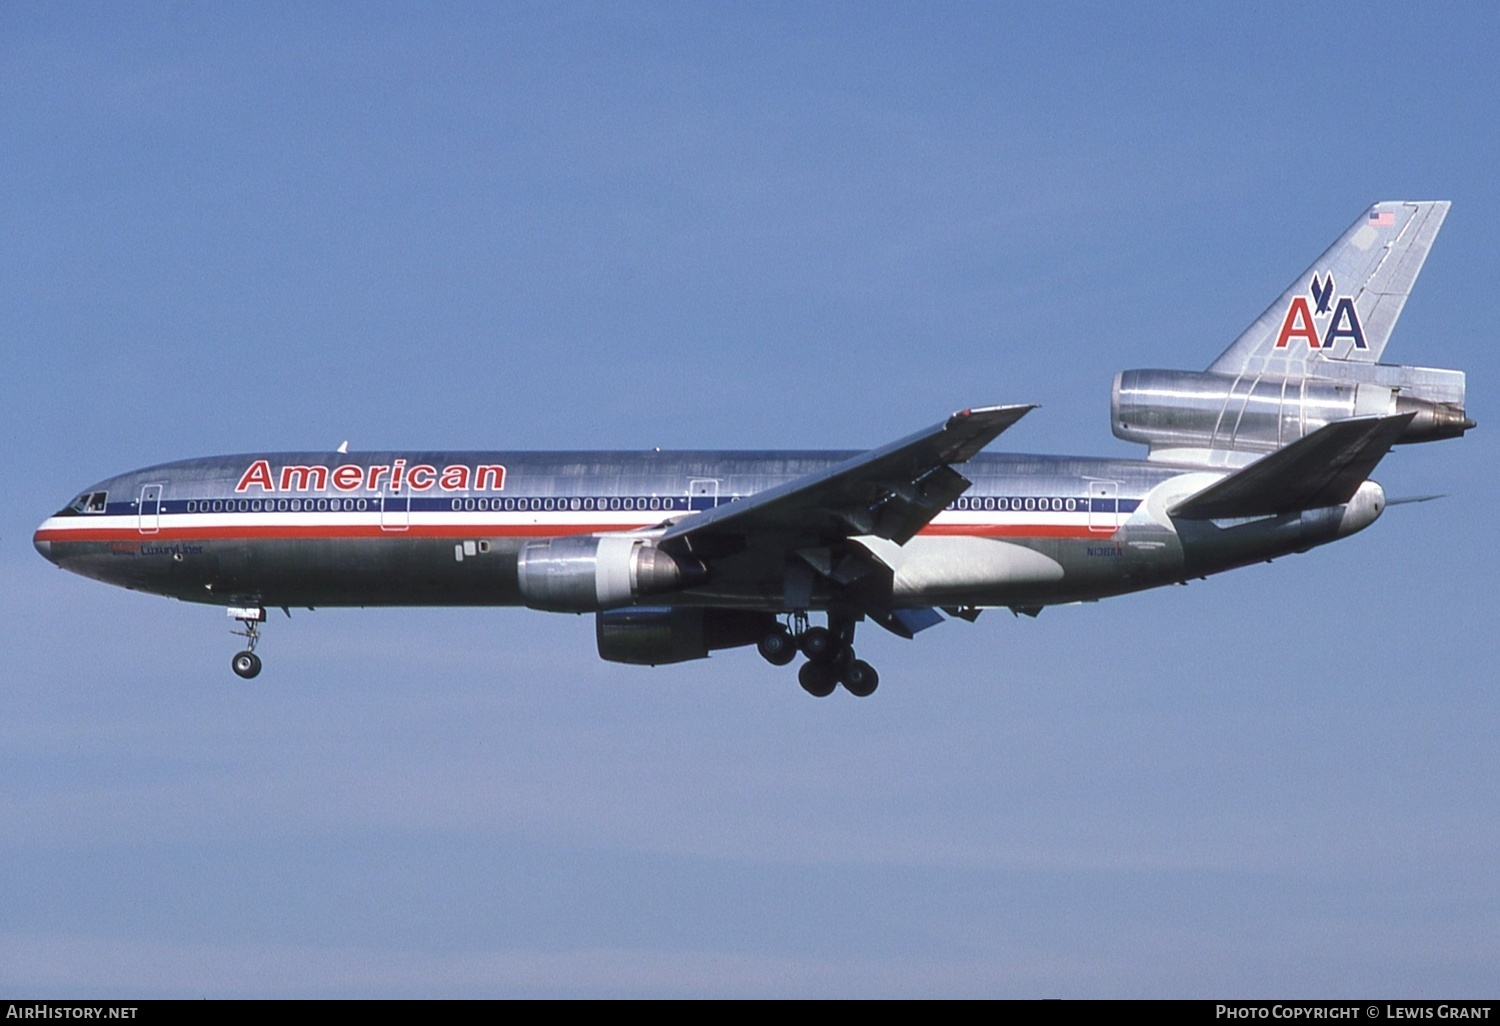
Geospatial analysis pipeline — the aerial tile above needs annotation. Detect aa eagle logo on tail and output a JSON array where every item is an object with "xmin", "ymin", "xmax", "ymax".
[{"xmin": 1274, "ymin": 274, "xmax": 1367, "ymax": 350}]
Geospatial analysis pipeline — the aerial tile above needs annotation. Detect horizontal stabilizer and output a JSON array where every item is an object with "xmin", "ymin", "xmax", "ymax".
[{"xmin": 1170, "ymin": 413, "xmax": 1414, "ymax": 519}]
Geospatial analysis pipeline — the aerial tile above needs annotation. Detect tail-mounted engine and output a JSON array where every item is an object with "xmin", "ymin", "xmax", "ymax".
[
  {"xmin": 516, "ymin": 535, "xmax": 708, "ymax": 613},
  {"xmin": 1112, "ymin": 363, "xmax": 1471, "ymax": 463}
]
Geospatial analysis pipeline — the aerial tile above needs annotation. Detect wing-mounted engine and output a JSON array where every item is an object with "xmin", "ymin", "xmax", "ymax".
[
  {"xmin": 594, "ymin": 606, "xmax": 775, "ymax": 665},
  {"xmin": 516, "ymin": 535, "xmax": 708, "ymax": 613},
  {"xmin": 1112, "ymin": 365, "xmax": 1471, "ymax": 465}
]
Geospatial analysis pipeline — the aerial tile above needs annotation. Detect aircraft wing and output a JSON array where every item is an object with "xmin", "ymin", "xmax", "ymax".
[
  {"xmin": 1169, "ymin": 412, "xmax": 1414, "ymax": 520},
  {"xmin": 658, "ymin": 404, "xmax": 1035, "ymax": 556}
]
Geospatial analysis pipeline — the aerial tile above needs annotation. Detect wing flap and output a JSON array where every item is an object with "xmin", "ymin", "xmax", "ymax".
[
  {"xmin": 659, "ymin": 404, "xmax": 1035, "ymax": 553},
  {"xmin": 1170, "ymin": 413, "xmax": 1414, "ymax": 520},
  {"xmin": 867, "ymin": 606, "xmax": 946, "ymax": 639}
]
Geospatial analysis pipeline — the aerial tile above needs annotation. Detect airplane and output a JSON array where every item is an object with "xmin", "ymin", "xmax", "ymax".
[{"xmin": 33, "ymin": 201, "xmax": 1473, "ymax": 697}]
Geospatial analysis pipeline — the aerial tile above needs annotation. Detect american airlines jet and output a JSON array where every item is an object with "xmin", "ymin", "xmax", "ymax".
[{"xmin": 34, "ymin": 202, "xmax": 1472, "ymax": 696}]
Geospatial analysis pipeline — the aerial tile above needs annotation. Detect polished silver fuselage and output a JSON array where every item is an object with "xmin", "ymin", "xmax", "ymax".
[{"xmin": 33, "ymin": 448, "xmax": 1375, "ymax": 613}]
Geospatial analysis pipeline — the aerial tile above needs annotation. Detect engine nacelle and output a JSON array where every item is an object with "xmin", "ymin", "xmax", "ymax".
[
  {"xmin": 1113, "ymin": 367, "xmax": 1470, "ymax": 461},
  {"xmin": 595, "ymin": 606, "xmax": 774, "ymax": 665},
  {"xmin": 516, "ymin": 536, "xmax": 706, "ymax": 613}
]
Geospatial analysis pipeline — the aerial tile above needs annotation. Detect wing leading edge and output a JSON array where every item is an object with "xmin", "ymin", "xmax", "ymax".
[{"xmin": 659, "ymin": 404, "xmax": 1036, "ymax": 557}]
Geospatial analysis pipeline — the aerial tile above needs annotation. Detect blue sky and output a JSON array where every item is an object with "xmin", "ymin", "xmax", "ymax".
[{"xmin": 2, "ymin": 2, "xmax": 1497, "ymax": 997}]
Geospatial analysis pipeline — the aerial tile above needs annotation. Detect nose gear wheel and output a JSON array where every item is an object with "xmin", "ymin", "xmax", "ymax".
[{"xmin": 229, "ymin": 607, "xmax": 267, "ymax": 680}]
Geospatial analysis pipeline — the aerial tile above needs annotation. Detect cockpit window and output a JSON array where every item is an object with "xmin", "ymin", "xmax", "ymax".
[{"xmin": 64, "ymin": 491, "xmax": 109, "ymax": 515}]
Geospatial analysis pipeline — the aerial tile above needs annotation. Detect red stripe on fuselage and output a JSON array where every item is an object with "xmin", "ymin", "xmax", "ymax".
[
  {"xmin": 34, "ymin": 523, "xmax": 643, "ymax": 542},
  {"xmin": 35, "ymin": 520, "xmax": 1115, "ymax": 544}
]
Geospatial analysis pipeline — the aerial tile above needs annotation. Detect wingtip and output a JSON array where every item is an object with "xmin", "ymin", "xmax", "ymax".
[{"xmin": 954, "ymin": 403, "xmax": 1040, "ymax": 419}]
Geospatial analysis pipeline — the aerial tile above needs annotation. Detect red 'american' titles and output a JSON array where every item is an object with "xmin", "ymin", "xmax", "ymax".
[{"xmin": 235, "ymin": 459, "xmax": 506, "ymax": 494}]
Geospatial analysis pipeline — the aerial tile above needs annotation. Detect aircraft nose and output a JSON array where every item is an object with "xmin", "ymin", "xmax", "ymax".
[{"xmin": 33, "ymin": 526, "xmax": 56, "ymax": 565}]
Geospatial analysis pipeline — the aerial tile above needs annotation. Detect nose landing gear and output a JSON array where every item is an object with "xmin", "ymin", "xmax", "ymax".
[
  {"xmin": 228, "ymin": 606, "xmax": 265, "ymax": 679},
  {"xmin": 761, "ymin": 613, "xmax": 880, "ymax": 697},
  {"xmin": 231, "ymin": 650, "xmax": 262, "ymax": 679}
]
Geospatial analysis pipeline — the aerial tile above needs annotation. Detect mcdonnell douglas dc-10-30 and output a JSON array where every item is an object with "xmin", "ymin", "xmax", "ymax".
[{"xmin": 35, "ymin": 202, "xmax": 1473, "ymax": 696}]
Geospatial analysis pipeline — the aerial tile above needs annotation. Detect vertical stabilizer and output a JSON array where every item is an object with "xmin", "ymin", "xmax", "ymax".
[
  {"xmin": 1112, "ymin": 201, "xmax": 1468, "ymax": 466},
  {"xmin": 1208, "ymin": 201, "xmax": 1449, "ymax": 378}
]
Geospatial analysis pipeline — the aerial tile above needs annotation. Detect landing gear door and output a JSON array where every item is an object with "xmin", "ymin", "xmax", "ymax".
[
  {"xmin": 689, "ymin": 478, "xmax": 720, "ymax": 512},
  {"xmin": 138, "ymin": 484, "xmax": 163, "ymax": 534},
  {"xmin": 1087, "ymin": 480, "xmax": 1118, "ymax": 534}
]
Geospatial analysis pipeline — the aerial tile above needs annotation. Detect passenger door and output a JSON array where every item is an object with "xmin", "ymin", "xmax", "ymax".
[{"xmin": 137, "ymin": 484, "xmax": 163, "ymax": 534}]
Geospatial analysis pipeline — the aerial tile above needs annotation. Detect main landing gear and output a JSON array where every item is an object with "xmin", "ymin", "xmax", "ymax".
[
  {"xmin": 229, "ymin": 606, "xmax": 265, "ymax": 679},
  {"xmin": 758, "ymin": 614, "xmax": 880, "ymax": 698}
]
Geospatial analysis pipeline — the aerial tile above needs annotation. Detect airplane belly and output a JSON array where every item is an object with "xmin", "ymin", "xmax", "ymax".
[
  {"xmin": 45, "ymin": 535, "xmax": 527, "ymax": 608},
  {"xmin": 859, "ymin": 536, "xmax": 1065, "ymax": 602},
  {"xmin": 231, "ymin": 537, "xmax": 527, "ymax": 606}
]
